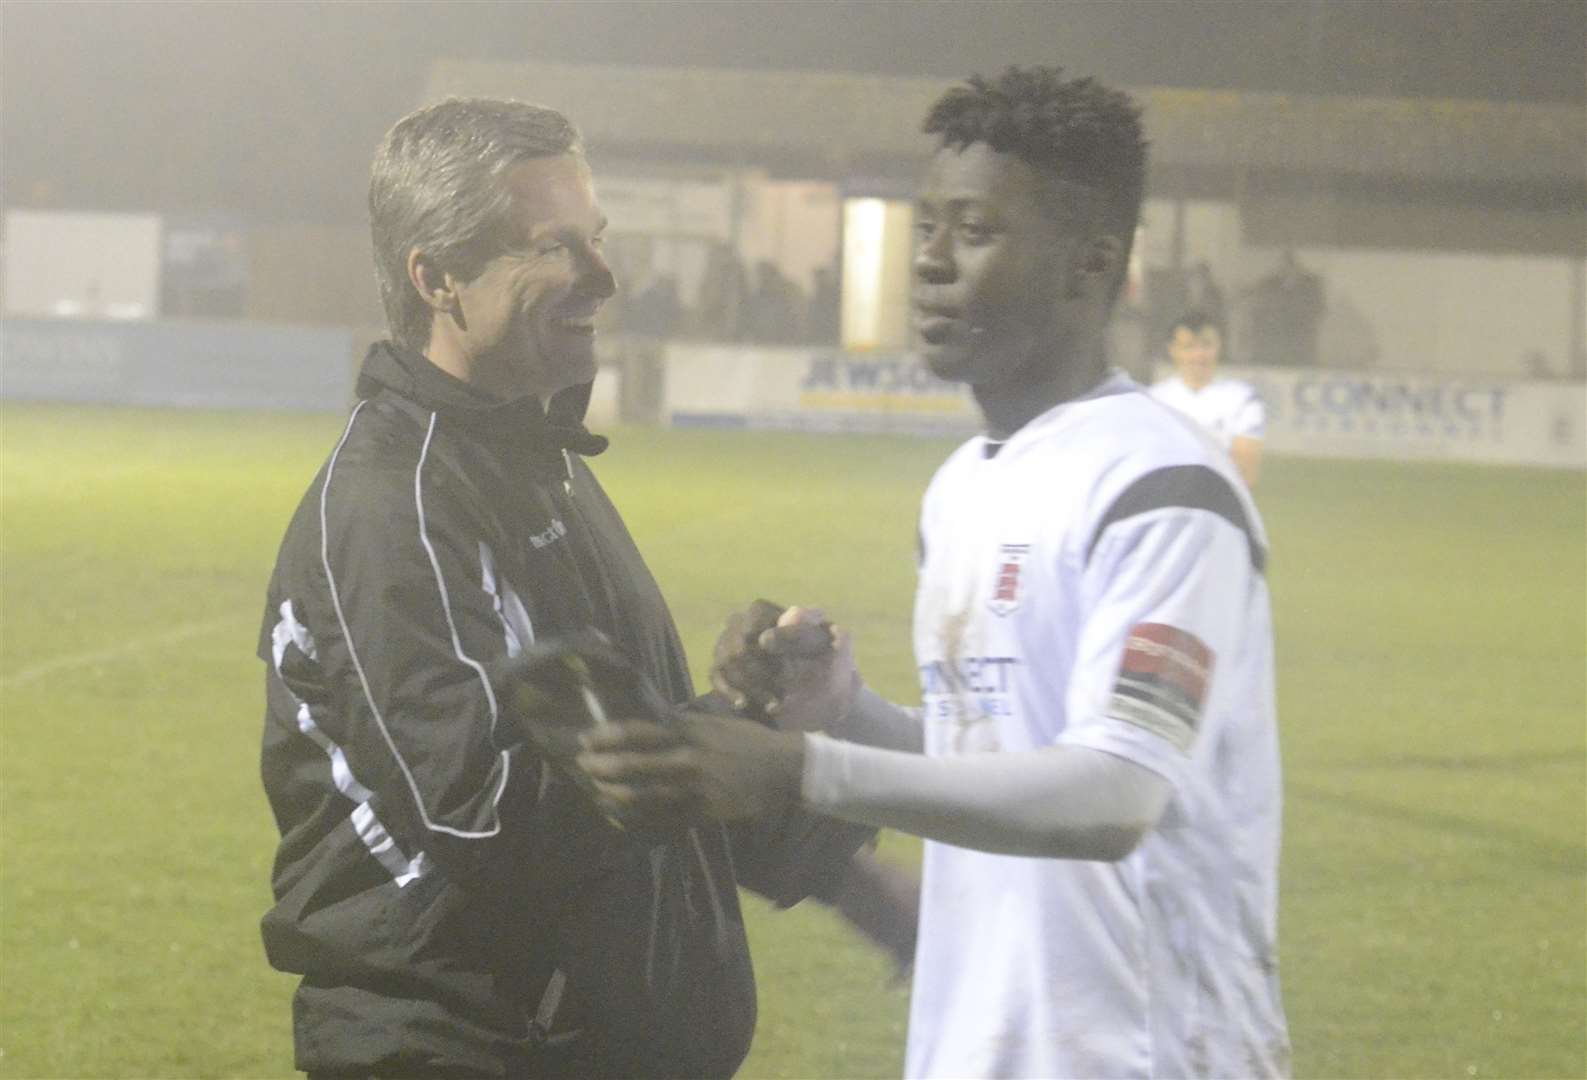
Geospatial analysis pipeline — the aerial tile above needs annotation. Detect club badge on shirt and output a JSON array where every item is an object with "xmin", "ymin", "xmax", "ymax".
[{"xmin": 987, "ymin": 543, "xmax": 1031, "ymax": 617}]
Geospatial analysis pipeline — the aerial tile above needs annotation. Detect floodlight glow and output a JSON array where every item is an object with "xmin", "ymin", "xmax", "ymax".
[{"xmin": 842, "ymin": 198, "xmax": 887, "ymax": 350}]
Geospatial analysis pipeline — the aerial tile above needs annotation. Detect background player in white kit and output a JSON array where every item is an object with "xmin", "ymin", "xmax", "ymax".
[
  {"xmin": 1151, "ymin": 310, "xmax": 1267, "ymax": 487},
  {"xmin": 571, "ymin": 67, "xmax": 1292, "ymax": 1079}
]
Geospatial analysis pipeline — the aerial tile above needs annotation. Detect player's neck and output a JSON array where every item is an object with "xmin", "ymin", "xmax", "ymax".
[{"xmin": 975, "ymin": 345, "xmax": 1108, "ymax": 441}]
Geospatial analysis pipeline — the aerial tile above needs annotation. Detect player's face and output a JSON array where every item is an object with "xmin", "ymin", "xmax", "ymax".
[
  {"xmin": 452, "ymin": 154, "xmax": 614, "ymax": 401},
  {"xmin": 1168, "ymin": 325, "xmax": 1222, "ymax": 390},
  {"xmin": 911, "ymin": 142, "xmax": 1082, "ymax": 389}
]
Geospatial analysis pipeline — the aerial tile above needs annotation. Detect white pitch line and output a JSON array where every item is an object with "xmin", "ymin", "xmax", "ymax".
[{"xmin": 0, "ymin": 616, "xmax": 246, "ymax": 690}]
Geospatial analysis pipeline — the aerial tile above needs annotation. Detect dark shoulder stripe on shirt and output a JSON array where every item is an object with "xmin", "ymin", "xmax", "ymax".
[{"xmin": 1086, "ymin": 464, "xmax": 1267, "ymax": 574}]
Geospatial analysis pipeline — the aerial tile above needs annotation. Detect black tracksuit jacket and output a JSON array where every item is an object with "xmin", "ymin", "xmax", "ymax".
[{"xmin": 258, "ymin": 342, "xmax": 864, "ymax": 1077}]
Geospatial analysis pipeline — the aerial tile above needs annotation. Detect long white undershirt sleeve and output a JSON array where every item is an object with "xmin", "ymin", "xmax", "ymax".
[
  {"xmin": 801, "ymin": 733, "xmax": 1172, "ymax": 860},
  {"xmin": 835, "ymin": 686, "xmax": 926, "ymax": 753}
]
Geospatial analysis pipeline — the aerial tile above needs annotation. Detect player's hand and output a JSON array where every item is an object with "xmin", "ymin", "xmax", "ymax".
[
  {"xmin": 574, "ymin": 711, "xmax": 806, "ymax": 826},
  {"xmin": 710, "ymin": 599, "xmax": 787, "ymax": 716},
  {"xmin": 757, "ymin": 606, "xmax": 862, "ymax": 733},
  {"xmin": 711, "ymin": 601, "xmax": 862, "ymax": 733}
]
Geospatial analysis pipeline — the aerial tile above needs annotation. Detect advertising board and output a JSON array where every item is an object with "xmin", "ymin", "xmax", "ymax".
[{"xmin": 667, "ymin": 344, "xmax": 1585, "ymax": 467}]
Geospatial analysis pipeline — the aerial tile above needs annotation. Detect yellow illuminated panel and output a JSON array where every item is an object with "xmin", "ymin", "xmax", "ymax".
[{"xmin": 841, "ymin": 197, "xmax": 914, "ymax": 351}]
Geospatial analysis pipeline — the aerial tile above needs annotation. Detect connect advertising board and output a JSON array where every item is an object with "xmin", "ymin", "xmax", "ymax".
[
  {"xmin": 666, "ymin": 344, "xmax": 1585, "ymax": 468},
  {"xmin": 1220, "ymin": 365, "xmax": 1585, "ymax": 469}
]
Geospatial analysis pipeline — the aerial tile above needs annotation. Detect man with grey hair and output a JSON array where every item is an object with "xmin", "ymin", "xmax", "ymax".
[{"xmin": 257, "ymin": 99, "xmax": 900, "ymax": 1078}]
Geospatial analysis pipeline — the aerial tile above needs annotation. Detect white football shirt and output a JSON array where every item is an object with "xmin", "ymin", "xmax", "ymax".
[
  {"xmin": 1150, "ymin": 374, "xmax": 1266, "ymax": 449},
  {"xmin": 906, "ymin": 372, "xmax": 1289, "ymax": 1079}
]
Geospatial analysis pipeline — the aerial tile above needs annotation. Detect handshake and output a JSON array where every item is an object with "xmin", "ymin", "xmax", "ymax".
[
  {"xmin": 708, "ymin": 599, "xmax": 860, "ymax": 731},
  {"xmin": 496, "ymin": 601, "xmax": 860, "ymax": 832}
]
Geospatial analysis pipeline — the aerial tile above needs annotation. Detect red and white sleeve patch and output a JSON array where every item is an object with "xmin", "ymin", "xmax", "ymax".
[{"xmin": 1107, "ymin": 622, "xmax": 1215, "ymax": 753}]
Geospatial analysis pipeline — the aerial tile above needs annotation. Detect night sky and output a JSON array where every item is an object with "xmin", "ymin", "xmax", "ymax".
[{"xmin": 4, "ymin": 0, "xmax": 1583, "ymax": 224}]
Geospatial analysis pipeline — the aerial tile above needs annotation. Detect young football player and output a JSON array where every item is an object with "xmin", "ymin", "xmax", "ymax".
[
  {"xmin": 573, "ymin": 67, "xmax": 1291, "ymax": 1079},
  {"xmin": 1151, "ymin": 310, "xmax": 1266, "ymax": 487}
]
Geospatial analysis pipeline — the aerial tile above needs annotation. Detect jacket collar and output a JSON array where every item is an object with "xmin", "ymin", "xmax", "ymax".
[{"xmin": 356, "ymin": 340, "xmax": 608, "ymax": 457}]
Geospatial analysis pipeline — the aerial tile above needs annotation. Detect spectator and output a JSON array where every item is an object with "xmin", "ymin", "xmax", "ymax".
[
  {"xmin": 1248, "ymin": 249, "xmax": 1325, "ymax": 367},
  {"xmin": 1185, "ymin": 260, "xmax": 1227, "ymax": 335},
  {"xmin": 692, "ymin": 244, "xmax": 747, "ymax": 341},
  {"xmin": 805, "ymin": 262, "xmax": 841, "ymax": 344},
  {"xmin": 744, "ymin": 259, "xmax": 803, "ymax": 344},
  {"xmin": 626, "ymin": 271, "xmax": 681, "ymax": 338}
]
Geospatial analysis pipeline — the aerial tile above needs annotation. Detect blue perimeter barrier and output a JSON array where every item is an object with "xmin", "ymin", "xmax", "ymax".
[{"xmin": 1, "ymin": 318, "xmax": 357, "ymax": 412}]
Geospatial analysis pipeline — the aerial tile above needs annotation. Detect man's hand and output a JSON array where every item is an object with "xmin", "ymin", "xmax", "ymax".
[
  {"xmin": 711, "ymin": 601, "xmax": 862, "ymax": 733},
  {"xmin": 710, "ymin": 599, "xmax": 786, "ymax": 716},
  {"xmin": 573, "ymin": 712, "xmax": 807, "ymax": 827}
]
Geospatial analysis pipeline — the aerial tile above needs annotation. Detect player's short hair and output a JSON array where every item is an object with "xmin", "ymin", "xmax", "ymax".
[
  {"xmin": 1169, "ymin": 310, "xmax": 1224, "ymax": 339},
  {"xmin": 923, "ymin": 66, "xmax": 1147, "ymax": 300},
  {"xmin": 369, "ymin": 98, "xmax": 583, "ymax": 351}
]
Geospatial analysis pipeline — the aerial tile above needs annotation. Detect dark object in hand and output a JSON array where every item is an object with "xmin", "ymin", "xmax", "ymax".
[{"xmin": 494, "ymin": 628, "xmax": 679, "ymax": 807}]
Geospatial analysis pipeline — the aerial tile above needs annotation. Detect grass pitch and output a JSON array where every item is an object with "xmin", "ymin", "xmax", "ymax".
[{"xmin": 1, "ymin": 403, "xmax": 1583, "ymax": 1079}]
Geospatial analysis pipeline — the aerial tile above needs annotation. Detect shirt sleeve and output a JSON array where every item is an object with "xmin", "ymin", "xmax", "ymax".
[
  {"xmin": 836, "ymin": 686, "xmax": 926, "ymax": 753},
  {"xmin": 298, "ymin": 456, "xmax": 557, "ymax": 879},
  {"xmin": 1059, "ymin": 496, "xmax": 1257, "ymax": 790},
  {"xmin": 801, "ymin": 735, "xmax": 1171, "ymax": 860},
  {"xmin": 1231, "ymin": 386, "xmax": 1267, "ymax": 439}
]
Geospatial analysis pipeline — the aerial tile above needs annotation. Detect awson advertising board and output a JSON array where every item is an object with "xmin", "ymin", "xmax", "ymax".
[
  {"xmin": 665, "ymin": 344, "xmax": 978, "ymax": 436},
  {"xmin": 667, "ymin": 344, "xmax": 1585, "ymax": 469}
]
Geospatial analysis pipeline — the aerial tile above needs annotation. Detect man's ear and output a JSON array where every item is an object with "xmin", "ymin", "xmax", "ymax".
[
  {"xmin": 407, "ymin": 249, "xmax": 460, "ymax": 317},
  {"xmin": 1077, "ymin": 233, "xmax": 1124, "ymax": 287},
  {"xmin": 1060, "ymin": 232, "xmax": 1124, "ymax": 303}
]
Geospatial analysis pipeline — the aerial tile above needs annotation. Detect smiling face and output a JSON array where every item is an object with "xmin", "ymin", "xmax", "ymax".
[
  {"xmin": 442, "ymin": 153, "xmax": 614, "ymax": 401},
  {"xmin": 912, "ymin": 142, "xmax": 1081, "ymax": 392},
  {"xmin": 1168, "ymin": 323, "xmax": 1223, "ymax": 391}
]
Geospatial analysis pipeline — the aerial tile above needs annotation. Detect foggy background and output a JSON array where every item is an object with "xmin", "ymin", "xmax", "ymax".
[
  {"xmin": 1, "ymin": 0, "xmax": 1584, "ymax": 452},
  {"xmin": 1, "ymin": 7, "xmax": 1584, "ymax": 1077},
  {"xmin": 5, "ymin": 0, "xmax": 1584, "ymax": 223}
]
